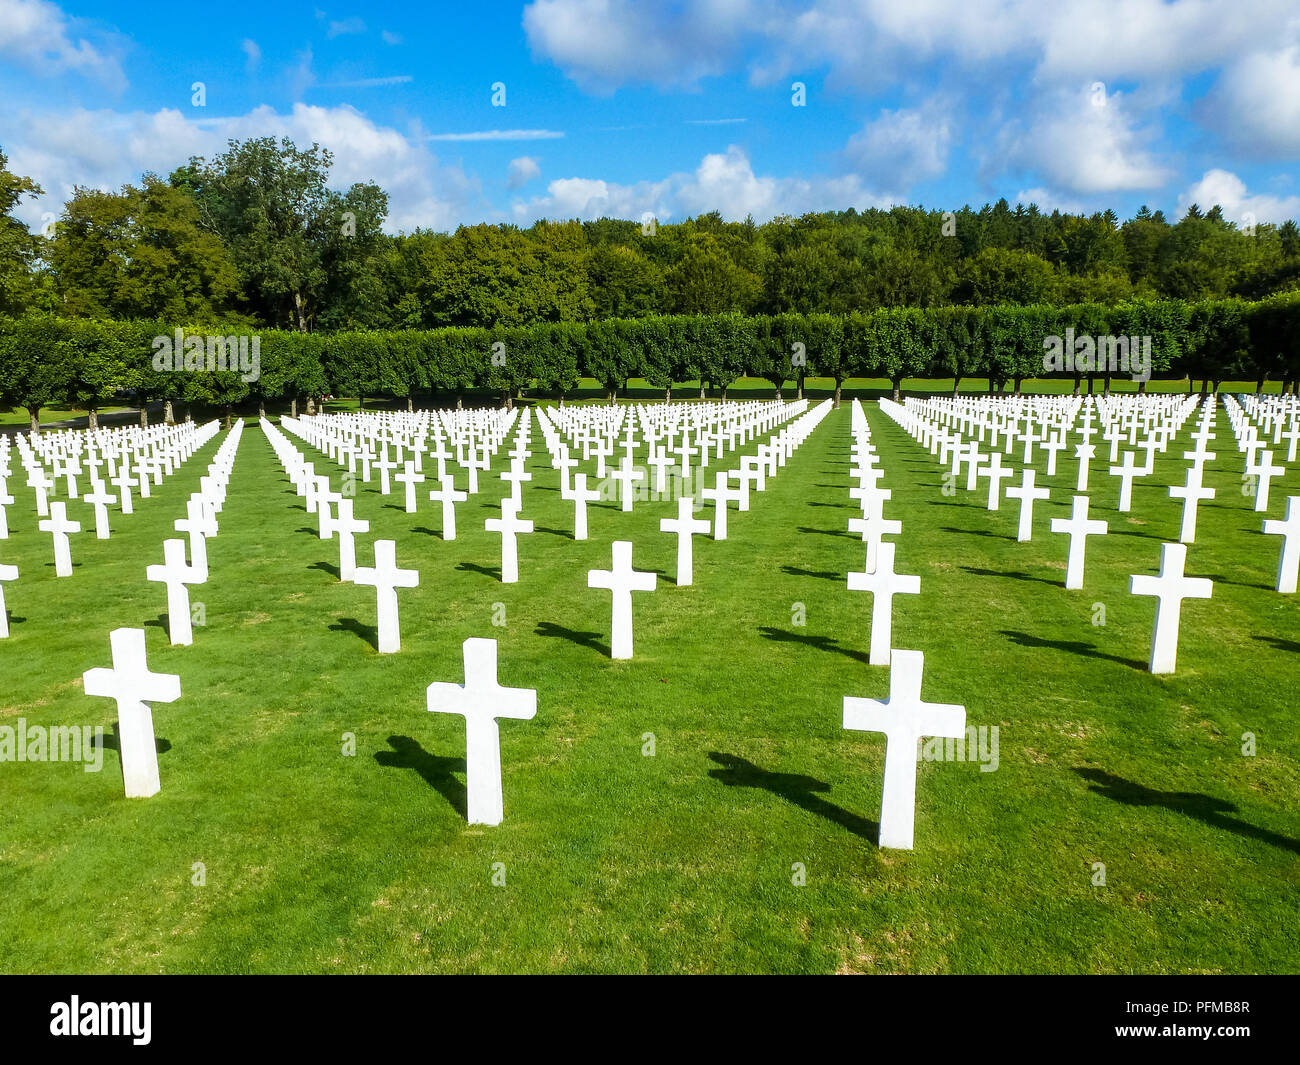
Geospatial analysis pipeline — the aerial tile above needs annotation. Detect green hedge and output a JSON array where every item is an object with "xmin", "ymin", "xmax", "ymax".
[{"xmin": 2, "ymin": 297, "xmax": 1298, "ymax": 423}]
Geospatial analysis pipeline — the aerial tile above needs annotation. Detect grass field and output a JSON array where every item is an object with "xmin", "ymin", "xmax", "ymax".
[{"xmin": 0, "ymin": 395, "xmax": 1296, "ymax": 973}]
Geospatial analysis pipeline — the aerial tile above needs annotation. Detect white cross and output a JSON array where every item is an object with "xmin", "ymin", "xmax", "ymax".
[
  {"xmin": 500, "ymin": 460, "xmax": 531, "ymax": 511},
  {"xmin": 352, "ymin": 539, "xmax": 419, "ymax": 653},
  {"xmin": 701, "ymin": 471, "xmax": 744, "ymax": 540},
  {"xmin": 428, "ymin": 475, "xmax": 468, "ymax": 540},
  {"xmin": 648, "ymin": 450, "xmax": 675, "ymax": 494},
  {"xmin": 611, "ymin": 456, "xmax": 645, "ymax": 512},
  {"xmin": 174, "ymin": 497, "xmax": 216, "ymax": 582},
  {"xmin": 1263, "ymin": 496, "xmax": 1300, "ymax": 594},
  {"xmin": 563, "ymin": 472, "xmax": 601, "ymax": 541},
  {"xmin": 327, "ymin": 498, "xmax": 369, "ymax": 580},
  {"xmin": 588, "ymin": 540, "xmax": 657, "ymax": 659},
  {"xmin": 82, "ymin": 481, "xmax": 116, "ymax": 540},
  {"xmin": 1247, "ymin": 450, "xmax": 1285, "ymax": 513},
  {"xmin": 485, "ymin": 498, "xmax": 534, "ymax": 583},
  {"xmin": 1005, "ymin": 467, "xmax": 1050, "ymax": 542},
  {"xmin": 395, "ymin": 461, "xmax": 425, "ymax": 513},
  {"xmin": 1040, "ymin": 434, "xmax": 1066, "ymax": 476},
  {"xmin": 847, "ymin": 507, "xmax": 901, "ymax": 574},
  {"xmin": 1049, "ymin": 495, "xmax": 1108, "ymax": 589},
  {"xmin": 1108, "ymin": 450, "xmax": 1148, "ymax": 512},
  {"xmin": 1074, "ymin": 443, "xmax": 1097, "ymax": 492},
  {"xmin": 554, "ymin": 451, "xmax": 579, "ymax": 496},
  {"xmin": 146, "ymin": 538, "xmax": 203, "ymax": 646},
  {"xmin": 110, "ymin": 468, "xmax": 137, "ymax": 515},
  {"xmin": 83, "ymin": 628, "xmax": 181, "ymax": 798},
  {"xmin": 842, "ymin": 648, "xmax": 965, "ymax": 850},
  {"xmin": 38, "ymin": 501, "xmax": 82, "ymax": 577},
  {"xmin": 1169, "ymin": 464, "xmax": 1215, "ymax": 544},
  {"xmin": 977, "ymin": 451, "xmax": 1014, "ymax": 510},
  {"xmin": 1129, "ymin": 541, "xmax": 1212, "ymax": 674},
  {"xmin": 426, "ymin": 638, "xmax": 538, "ymax": 826},
  {"xmin": 847, "ymin": 540, "xmax": 921, "ymax": 665},
  {"xmin": 0, "ymin": 561, "xmax": 18, "ymax": 638},
  {"xmin": 660, "ymin": 496, "xmax": 711, "ymax": 586}
]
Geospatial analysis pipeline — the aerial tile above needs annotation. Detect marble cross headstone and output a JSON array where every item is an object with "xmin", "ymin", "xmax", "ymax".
[
  {"xmin": 847, "ymin": 540, "xmax": 921, "ymax": 665},
  {"xmin": 842, "ymin": 648, "xmax": 965, "ymax": 850},
  {"xmin": 0, "ymin": 561, "xmax": 17, "ymax": 638},
  {"xmin": 485, "ymin": 498, "xmax": 533, "ymax": 583},
  {"xmin": 38, "ymin": 501, "xmax": 82, "ymax": 577},
  {"xmin": 588, "ymin": 540, "xmax": 657, "ymax": 659},
  {"xmin": 1169, "ymin": 464, "xmax": 1215, "ymax": 544},
  {"xmin": 426, "ymin": 637, "xmax": 537, "ymax": 826},
  {"xmin": 429, "ymin": 476, "xmax": 468, "ymax": 540},
  {"xmin": 146, "ymin": 538, "xmax": 202, "ymax": 646},
  {"xmin": 82, "ymin": 627, "xmax": 181, "ymax": 798},
  {"xmin": 1129, "ymin": 541, "xmax": 1212, "ymax": 673},
  {"xmin": 659, "ymin": 496, "xmax": 710, "ymax": 586},
  {"xmin": 1050, "ymin": 495, "xmax": 1108, "ymax": 590},
  {"xmin": 566, "ymin": 472, "xmax": 600, "ymax": 541},
  {"xmin": 1004, "ymin": 467, "xmax": 1049, "ymax": 542},
  {"xmin": 1262, "ymin": 495, "xmax": 1300, "ymax": 594},
  {"xmin": 352, "ymin": 539, "xmax": 419, "ymax": 653}
]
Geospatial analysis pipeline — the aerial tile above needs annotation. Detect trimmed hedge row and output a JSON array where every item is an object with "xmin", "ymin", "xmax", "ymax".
[{"xmin": 2, "ymin": 296, "xmax": 1298, "ymax": 427}]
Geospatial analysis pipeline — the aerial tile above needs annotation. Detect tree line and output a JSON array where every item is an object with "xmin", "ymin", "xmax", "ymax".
[
  {"xmin": 2, "ymin": 295, "xmax": 1297, "ymax": 430},
  {"xmin": 3, "ymin": 140, "xmax": 1300, "ymax": 333}
]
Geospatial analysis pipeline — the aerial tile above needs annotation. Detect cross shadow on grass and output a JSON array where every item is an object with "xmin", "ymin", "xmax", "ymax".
[
  {"xmin": 1075, "ymin": 768, "xmax": 1300, "ymax": 855},
  {"xmin": 1253, "ymin": 634, "xmax": 1300, "ymax": 654},
  {"xmin": 143, "ymin": 613, "xmax": 169, "ymax": 632},
  {"xmin": 375, "ymin": 735, "xmax": 467, "ymax": 819},
  {"xmin": 100, "ymin": 731, "xmax": 171, "ymax": 754},
  {"xmin": 310, "ymin": 560, "xmax": 340, "ymax": 579},
  {"xmin": 1000, "ymin": 630, "xmax": 1146, "ymax": 670},
  {"xmin": 534, "ymin": 621, "xmax": 609, "ymax": 657},
  {"xmin": 708, "ymin": 753, "xmax": 878, "ymax": 844},
  {"xmin": 411, "ymin": 526, "xmax": 440, "ymax": 537},
  {"xmin": 457, "ymin": 561, "xmax": 502, "ymax": 580},
  {"xmin": 942, "ymin": 526, "xmax": 1011, "ymax": 540},
  {"xmin": 330, "ymin": 616, "xmax": 377, "ymax": 650},
  {"xmin": 964, "ymin": 566, "xmax": 1058, "ymax": 586},
  {"xmin": 796, "ymin": 525, "xmax": 856, "ymax": 539},
  {"xmin": 759, "ymin": 626, "xmax": 871, "ymax": 665},
  {"xmin": 782, "ymin": 565, "xmax": 841, "ymax": 581}
]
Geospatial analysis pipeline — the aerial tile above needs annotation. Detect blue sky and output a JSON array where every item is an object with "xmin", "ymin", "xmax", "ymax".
[{"xmin": 2, "ymin": 0, "xmax": 1298, "ymax": 234}]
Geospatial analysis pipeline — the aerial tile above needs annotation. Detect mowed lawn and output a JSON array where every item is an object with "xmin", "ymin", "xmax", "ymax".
[{"xmin": 0, "ymin": 397, "xmax": 1296, "ymax": 973}]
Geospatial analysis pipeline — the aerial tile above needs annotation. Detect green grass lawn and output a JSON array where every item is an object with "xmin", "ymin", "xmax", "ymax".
[{"xmin": 0, "ymin": 397, "xmax": 1296, "ymax": 973}]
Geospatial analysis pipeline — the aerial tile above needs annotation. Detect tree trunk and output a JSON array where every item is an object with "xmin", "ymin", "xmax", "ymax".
[
  {"xmin": 1014, "ymin": 377, "xmax": 1023, "ymax": 395},
  {"xmin": 306, "ymin": 395, "xmax": 317, "ymax": 415},
  {"xmin": 1212, "ymin": 380, "xmax": 1221, "ymax": 393},
  {"xmin": 293, "ymin": 291, "xmax": 309, "ymax": 333},
  {"xmin": 699, "ymin": 381, "xmax": 706, "ymax": 400},
  {"xmin": 834, "ymin": 379, "xmax": 843, "ymax": 408},
  {"xmin": 1199, "ymin": 379, "xmax": 1208, "ymax": 395},
  {"xmin": 892, "ymin": 377, "xmax": 902, "ymax": 402},
  {"xmin": 290, "ymin": 397, "xmax": 297, "ymax": 418},
  {"xmin": 664, "ymin": 386, "xmax": 671, "ymax": 402},
  {"xmin": 721, "ymin": 385, "xmax": 729, "ymax": 400},
  {"xmin": 164, "ymin": 399, "xmax": 175, "ymax": 424},
  {"xmin": 797, "ymin": 374, "xmax": 804, "ymax": 400},
  {"xmin": 407, "ymin": 397, "xmax": 414, "ymax": 412},
  {"xmin": 224, "ymin": 405, "xmax": 233, "ymax": 430},
  {"xmin": 87, "ymin": 408, "xmax": 98, "ymax": 431},
  {"xmin": 952, "ymin": 376, "xmax": 962, "ymax": 398},
  {"xmin": 1138, "ymin": 380, "xmax": 1148, "ymax": 393},
  {"xmin": 27, "ymin": 406, "xmax": 39, "ymax": 433},
  {"xmin": 1072, "ymin": 377, "xmax": 1081, "ymax": 396},
  {"xmin": 1256, "ymin": 376, "xmax": 1266, "ymax": 393},
  {"xmin": 456, "ymin": 390, "xmax": 465, "ymax": 410},
  {"xmin": 258, "ymin": 400, "xmax": 266, "ymax": 418}
]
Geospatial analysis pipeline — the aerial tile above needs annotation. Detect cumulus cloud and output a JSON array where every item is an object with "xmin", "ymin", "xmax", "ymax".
[
  {"xmin": 241, "ymin": 38, "xmax": 261, "ymax": 74},
  {"xmin": 506, "ymin": 156, "xmax": 542, "ymax": 189},
  {"xmin": 844, "ymin": 103, "xmax": 953, "ymax": 193},
  {"xmin": 511, "ymin": 145, "xmax": 891, "ymax": 224},
  {"xmin": 6, "ymin": 103, "xmax": 483, "ymax": 234},
  {"xmin": 327, "ymin": 16, "xmax": 365, "ymax": 38},
  {"xmin": 1203, "ymin": 41, "xmax": 1300, "ymax": 157},
  {"xmin": 995, "ymin": 85, "xmax": 1172, "ymax": 197},
  {"xmin": 0, "ymin": 0, "xmax": 126, "ymax": 90},
  {"xmin": 1178, "ymin": 169, "xmax": 1300, "ymax": 226}
]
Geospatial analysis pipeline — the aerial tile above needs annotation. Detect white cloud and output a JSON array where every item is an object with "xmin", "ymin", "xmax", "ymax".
[
  {"xmin": 996, "ymin": 85, "xmax": 1172, "ymax": 197},
  {"xmin": 241, "ymin": 38, "xmax": 261, "ymax": 74},
  {"xmin": 381, "ymin": 29, "xmax": 402, "ymax": 45},
  {"xmin": 523, "ymin": 0, "xmax": 1299, "ymax": 92},
  {"xmin": 511, "ymin": 144, "xmax": 891, "ymax": 224},
  {"xmin": 507, "ymin": 156, "xmax": 542, "ymax": 189},
  {"xmin": 845, "ymin": 103, "xmax": 953, "ymax": 192},
  {"xmin": 1011, "ymin": 187, "xmax": 1085, "ymax": 215},
  {"xmin": 522, "ymin": 0, "xmax": 750, "ymax": 91},
  {"xmin": 6, "ymin": 103, "xmax": 483, "ymax": 234},
  {"xmin": 327, "ymin": 17, "xmax": 365, "ymax": 38},
  {"xmin": 0, "ymin": 0, "xmax": 126, "ymax": 90},
  {"xmin": 1204, "ymin": 41, "xmax": 1300, "ymax": 157},
  {"xmin": 1178, "ymin": 169, "xmax": 1300, "ymax": 226},
  {"xmin": 322, "ymin": 75, "xmax": 412, "ymax": 89}
]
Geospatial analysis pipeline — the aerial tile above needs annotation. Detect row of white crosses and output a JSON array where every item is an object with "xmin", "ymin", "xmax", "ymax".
[
  {"xmin": 835, "ymin": 401, "xmax": 966, "ymax": 851},
  {"xmin": 0, "ymin": 420, "xmax": 222, "ymax": 641},
  {"xmin": 80, "ymin": 421, "xmax": 244, "ymax": 799},
  {"xmin": 879, "ymin": 394, "xmax": 1239, "ymax": 674}
]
